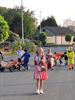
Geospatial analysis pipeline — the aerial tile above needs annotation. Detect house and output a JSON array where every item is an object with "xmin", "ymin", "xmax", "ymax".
[{"xmin": 34, "ymin": 26, "xmax": 75, "ymax": 45}]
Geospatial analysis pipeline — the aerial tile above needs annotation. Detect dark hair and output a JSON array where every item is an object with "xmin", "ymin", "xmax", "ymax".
[
  {"xmin": 54, "ymin": 52, "xmax": 56, "ymax": 54},
  {"xmin": 36, "ymin": 50, "xmax": 39, "ymax": 55},
  {"xmin": 0, "ymin": 52, "xmax": 2, "ymax": 54},
  {"xmin": 24, "ymin": 49, "xmax": 28, "ymax": 52}
]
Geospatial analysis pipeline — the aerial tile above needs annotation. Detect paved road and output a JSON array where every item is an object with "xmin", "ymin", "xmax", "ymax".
[{"xmin": 0, "ymin": 66, "xmax": 75, "ymax": 100}]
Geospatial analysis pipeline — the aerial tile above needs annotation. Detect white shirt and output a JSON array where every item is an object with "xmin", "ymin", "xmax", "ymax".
[{"xmin": 17, "ymin": 50, "xmax": 23, "ymax": 58}]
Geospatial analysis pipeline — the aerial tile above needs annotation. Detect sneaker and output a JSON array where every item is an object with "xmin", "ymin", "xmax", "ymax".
[
  {"xmin": 36, "ymin": 89, "xmax": 40, "ymax": 94},
  {"xmin": 51, "ymin": 68, "xmax": 53, "ymax": 71},
  {"xmin": 40, "ymin": 89, "xmax": 43, "ymax": 94}
]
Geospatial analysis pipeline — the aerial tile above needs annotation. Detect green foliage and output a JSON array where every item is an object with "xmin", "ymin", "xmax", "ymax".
[
  {"xmin": 39, "ymin": 32, "xmax": 47, "ymax": 45},
  {"xmin": 0, "ymin": 7, "xmax": 7, "ymax": 16},
  {"xmin": 7, "ymin": 31, "xmax": 20, "ymax": 42},
  {"xmin": 38, "ymin": 16, "xmax": 58, "ymax": 29},
  {"xmin": 23, "ymin": 10, "xmax": 37, "ymax": 38},
  {"xmin": 25, "ymin": 42, "xmax": 36, "ymax": 52},
  {"xmin": 0, "ymin": 34, "xmax": 3, "ymax": 42},
  {"xmin": 0, "ymin": 6, "xmax": 37, "ymax": 39},
  {"xmin": 32, "ymin": 40, "xmax": 41, "ymax": 46},
  {"xmin": 12, "ymin": 40, "xmax": 25, "ymax": 52},
  {"xmin": 65, "ymin": 34, "xmax": 72, "ymax": 42},
  {"xmin": 12, "ymin": 40, "xmax": 36, "ymax": 53},
  {"xmin": 0, "ymin": 15, "xmax": 9, "ymax": 43}
]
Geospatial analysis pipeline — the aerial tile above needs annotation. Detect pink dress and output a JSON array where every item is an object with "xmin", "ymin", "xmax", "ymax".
[
  {"xmin": 34, "ymin": 55, "xmax": 48, "ymax": 80},
  {"xmin": 46, "ymin": 53, "xmax": 54, "ymax": 69}
]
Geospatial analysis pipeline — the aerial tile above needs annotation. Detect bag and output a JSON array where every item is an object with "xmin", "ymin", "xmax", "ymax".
[
  {"xmin": 37, "ymin": 66, "xmax": 41, "ymax": 72},
  {"xmin": 41, "ymin": 66, "xmax": 47, "ymax": 71},
  {"xmin": 37, "ymin": 66, "xmax": 47, "ymax": 72}
]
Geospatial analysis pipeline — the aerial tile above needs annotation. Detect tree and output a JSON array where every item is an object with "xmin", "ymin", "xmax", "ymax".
[
  {"xmin": 0, "ymin": 15, "xmax": 9, "ymax": 43},
  {"xmin": 65, "ymin": 34, "xmax": 72, "ymax": 45},
  {"xmin": 23, "ymin": 10, "xmax": 37, "ymax": 38},
  {"xmin": 7, "ymin": 31, "xmax": 20, "ymax": 42},
  {"xmin": 10, "ymin": 13, "xmax": 22, "ymax": 37},
  {"xmin": 38, "ymin": 16, "xmax": 58, "ymax": 29},
  {"xmin": 12, "ymin": 40, "xmax": 36, "ymax": 53},
  {"xmin": 39, "ymin": 32, "xmax": 47, "ymax": 45},
  {"xmin": 0, "ymin": 6, "xmax": 37, "ymax": 39}
]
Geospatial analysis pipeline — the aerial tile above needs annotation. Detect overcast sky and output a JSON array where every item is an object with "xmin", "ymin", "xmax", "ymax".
[{"xmin": 0, "ymin": 0, "xmax": 75, "ymax": 25}]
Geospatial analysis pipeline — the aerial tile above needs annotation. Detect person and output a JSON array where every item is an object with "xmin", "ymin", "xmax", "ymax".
[
  {"xmin": 67, "ymin": 47, "xmax": 74, "ymax": 70},
  {"xmin": 34, "ymin": 47, "xmax": 48, "ymax": 94},
  {"xmin": 46, "ymin": 48, "xmax": 54, "ymax": 70},
  {"xmin": 0, "ymin": 51, "xmax": 3, "ymax": 67},
  {"xmin": 16, "ymin": 46, "xmax": 24, "ymax": 70},
  {"xmin": 0, "ymin": 51, "xmax": 4, "ymax": 72},
  {"xmin": 53, "ymin": 52, "xmax": 63, "ymax": 65},
  {"xmin": 21, "ymin": 49, "xmax": 31, "ymax": 70},
  {"xmin": 73, "ymin": 43, "xmax": 75, "ymax": 52},
  {"xmin": 53, "ymin": 52, "xmax": 57, "ymax": 65},
  {"xmin": 64, "ymin": 49, "xmax": 68, "ymax": 66}
]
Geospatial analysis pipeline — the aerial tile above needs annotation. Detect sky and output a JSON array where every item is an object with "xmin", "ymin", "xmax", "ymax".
[{"xmin": 0, "ymin": 0, "xmax": 75, "ymax": 26}]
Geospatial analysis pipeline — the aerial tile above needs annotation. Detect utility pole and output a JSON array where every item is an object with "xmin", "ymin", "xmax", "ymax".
[
  {"xmin": 21, "ymin": 0, "xmax": 24, "ymax": 43},
  {"xmin": 40, "ymin": 11, "xmax": 42, "ymax": 33}
]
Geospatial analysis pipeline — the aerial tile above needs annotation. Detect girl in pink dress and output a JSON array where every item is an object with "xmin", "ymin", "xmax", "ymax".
[
  {"xmin": 34, "ymin": 47, "xmax": 48, "ymax": 94},
  {"xmin": 46, "ymin": 48, "xmax": 54, "ymax": 70}
]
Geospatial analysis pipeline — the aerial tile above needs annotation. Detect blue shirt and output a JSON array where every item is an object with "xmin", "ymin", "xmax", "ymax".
[{"xmin": 21, "ymin": 52, "xmax": 31, "ymax": 61}]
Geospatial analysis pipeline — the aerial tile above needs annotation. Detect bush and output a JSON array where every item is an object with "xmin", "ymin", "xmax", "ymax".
[
  {"xmin": 11, "ymin": 40, "xmax": 36, "ymax": 53},
  {"xmin": 65, "ymin": 34, "xmax": 72, "ymax": 42},
  {"xmin": 25, "ymin": 42, "xmax": 36, "ymax": 52},
  {"xmin": 39, "ymin": 32, "xmax": 47, "ymax": 46}
]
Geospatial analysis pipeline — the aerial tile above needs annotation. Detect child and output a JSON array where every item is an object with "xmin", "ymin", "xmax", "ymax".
[
  {"xmin": 46, "ymin": 48, "xmax": 54, "ymax": 70},
  {"xmin": 21, "ymin": 49, "xmax": 31, "ymax": 70},
  {"xmin": 64, "ymin": 50, "xmax": 68, "ymax": 66},
  {"xmin": 16, "ymin": 46, "xmax": 24, "ymax": 70},
  {"xmin": 34, "ymin": 47, "xmax": 48, "ymax": 94},
  {"xmin": 0, "ymin": 51, "xmax": 3, "ymax": 66},
  {"xmin": 67, "ymin": 47, "xmax": 74, "ymax": 70}
]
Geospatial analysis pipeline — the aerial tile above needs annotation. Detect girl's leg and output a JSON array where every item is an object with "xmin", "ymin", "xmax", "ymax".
[
  {"xmin": 71, "ymin": 64, "xmax": 74, "ymax": 70},
  {"xmin": 36, "ymin": 79, "xmax": 40, "ymax": 89},
  {"xmin": 68, "ymin": 64, "xmax": 71, "ymax": 70},
  {"xmin": 48, "ymin": 62, "xmax": 51, "ymax": 69},
  {"xmin": 40, "ymin": 80, "xmax": 44, "ymax": 93},
  {"xmin": 36, "ymin": 79, "xmax": 40, "ymax": 94}
]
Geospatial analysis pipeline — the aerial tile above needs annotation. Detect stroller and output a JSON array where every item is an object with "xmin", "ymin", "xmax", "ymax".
[{"xmin": 0, "ymin": 59, "xmax": 20, "ymax": 72}]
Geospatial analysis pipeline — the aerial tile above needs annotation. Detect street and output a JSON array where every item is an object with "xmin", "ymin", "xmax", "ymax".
[{"xmin": 0, "ymin": 66, "xmax": 75, "ymax": 100}]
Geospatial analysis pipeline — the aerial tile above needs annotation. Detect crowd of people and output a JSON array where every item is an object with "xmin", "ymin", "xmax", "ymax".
[
  {"xmin": 33, "ymin": 46, "xmax": 75, "ymax": 94},
  {"xmin": 16, "ymin": 46, "xmax": 75, "ymax": 73},
  {"xmin": 0, "ymin": 46, "xmax": 75, "ymax": 94},
  {"xmin": 0, "ymin": 46, "xmax": 75, "ymax": 71},
  {"xmin": 0, "ymin": 47, "xmax": 31, "ymax": 71},
  {"xmin": 16, "ymin": 47, "xmax": 31, "ymax": 70}
]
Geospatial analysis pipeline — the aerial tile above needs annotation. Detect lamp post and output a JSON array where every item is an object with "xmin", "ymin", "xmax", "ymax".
[
  {"xmin": 21, "ymin": 0, "xmax": 24, "ymax": 43},
  {"xmin": 40, "ymin": 11, "xmax": 41, "ymax": 33},
  {"xmin": 39, "ymin": 11, "xmax": 42, "ymax": 46}
]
